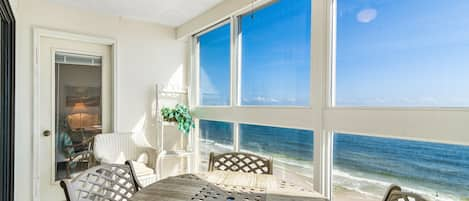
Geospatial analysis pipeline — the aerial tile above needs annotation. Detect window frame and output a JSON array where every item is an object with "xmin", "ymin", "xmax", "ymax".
[
  {"xmin": 190, "ymin": 0, "xmax": 469, "ymax": 200},
  {"xmin": 193, "ymin": 18, "xmax": 232, "ymax": 107},
  {"xmin": 194, "ymin": 0, "xmax": 314, "ymax": 109},
  {"xmin": 190, "ymin": 0, "xmax": 323, "ymax": 196}
]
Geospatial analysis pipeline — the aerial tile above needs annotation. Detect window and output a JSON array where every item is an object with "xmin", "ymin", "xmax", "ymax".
[
  {"xmin": 335, "ymin": 0, "xmax": 469, "ymax": 107},
  {"xmin": 333, "ymin": 133, "xmax": 469, "ymax": 201},
  {"xmin": 54, "ymin": 53, "xmax": 104, "ymax": 180},
  {"xmin": 240, "ymin": 0, "xmax": 311, "ymax": 106},
  {"xmin": 240, "ymin": 124, "xmax": 314, "ymax": 188},
  {"xmin": 199, "ymin": 120, "xmax": 234, "ymax": 171},
  {"xmin": 198, "ymin": 23, "xmax": 231, "ymax": 106}
]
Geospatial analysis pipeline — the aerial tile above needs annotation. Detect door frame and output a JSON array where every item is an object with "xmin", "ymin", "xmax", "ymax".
[
  {"xmin": 0, "ymin": 0, "xmax": 15, "ymax": 201},
  {"xmin": 32, "ymin": 28, "xmax": 118, "ymax": 201}
]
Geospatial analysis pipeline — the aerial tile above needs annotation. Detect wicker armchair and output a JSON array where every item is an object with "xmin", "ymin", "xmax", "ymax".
[
  {"xmin": 60, "ymin": 161, "xmax": 141, "ymax": 201},
  {"xmin": 383, "ymin": 185, "xmax": 428, "ymax": 201},
  {"xmin": 208, "ymin": 152, "xmax": 273, "ymax": 174},
  {"xmin": 94, "ymin": 133, "xmax": 159, "ymax": 187}
]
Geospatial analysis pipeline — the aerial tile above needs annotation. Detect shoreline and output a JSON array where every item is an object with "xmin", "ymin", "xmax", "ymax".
[
  {"xmin": 199, "ymin": 141, "xmax": 462, "ymax": 201},
  {"xmin": 199, "ymin": 141, "xmax": 379, "ymax": 201}
]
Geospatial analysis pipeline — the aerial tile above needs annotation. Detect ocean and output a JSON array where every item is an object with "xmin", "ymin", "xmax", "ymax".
[{"xmin": 199, "ymin": 120, "xmax": 469, "ymax": 201}]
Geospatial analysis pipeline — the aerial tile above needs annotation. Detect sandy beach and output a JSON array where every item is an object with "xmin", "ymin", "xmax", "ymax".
[{"xmin": 199, "ymin": 140, "xmax": 380, "ymax": 201}]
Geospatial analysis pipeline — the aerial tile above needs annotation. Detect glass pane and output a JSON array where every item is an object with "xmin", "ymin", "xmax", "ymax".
[
  {"xmin": 336, "ymin": 0, "xmax": 469, "ymax": 107},
  {"xmin": 55, "ymin": 53, "xmax": 103, "ymax": 180},
  {"xmin": 333, "ymin": 133, "xmax": 469, "ymax": 201},
  {"xmin": 240, "ymin": 124, "xmax": 314, "ymax": 189},
  {"xmin": 240, "ymin": 0, "xmax": 311, "ymax": 106},
  {"xmin": 199, "ymin": 23, "xmax": 231, "ymax": 106},
  {"xmin": 199, "ymin": 120, "xmax": 234, "ymax": 171}
]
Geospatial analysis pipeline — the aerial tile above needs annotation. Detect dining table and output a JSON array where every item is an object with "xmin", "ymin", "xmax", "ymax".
[{"xmin": 130, "ymin": 170, "xmax": 328, "ymax": 201}]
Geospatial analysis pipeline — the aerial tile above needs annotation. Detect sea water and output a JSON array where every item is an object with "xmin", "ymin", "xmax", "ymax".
[{"xmin": 199, "ymin": 120, "xmax": 469, "ymax": 201}]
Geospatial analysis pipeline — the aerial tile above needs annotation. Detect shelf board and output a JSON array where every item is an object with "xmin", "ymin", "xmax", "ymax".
[
  {"xmin": 161, "ymin": 150, "xmax": 193, "ymax": 157},
  {"xmin": 159, "ymin": 90, "xmax": 187, "ymax": 94},
  {"xmin": 160, "ymin": 121, "xmax": 177, "ymax": 127}
]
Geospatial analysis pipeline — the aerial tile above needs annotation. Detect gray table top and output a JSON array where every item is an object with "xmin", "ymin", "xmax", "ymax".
[{"xmin": 131, "ymin": 171, "xmax": 328, "ymax": 201}]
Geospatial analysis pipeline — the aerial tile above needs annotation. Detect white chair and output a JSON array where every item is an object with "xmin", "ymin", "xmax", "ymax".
[{"xmin": 93, "ymin": 133, "xmax": 160, "ymax": 187}]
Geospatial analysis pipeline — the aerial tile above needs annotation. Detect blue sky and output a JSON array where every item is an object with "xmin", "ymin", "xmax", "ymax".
[
  {"xmin": 200, "ymin": 0, "xmax": 469, "ymax": 107},
  {"xmin": 200, "ymin": 0, "xmax": 311, "ymax": 106},
  {"xmin": 336, "ymin": 0, "xmax": 469, "ymax": 106},
  {"xmin": 240, "ymin": 0, "xmax": 311, "ymax": 106},
  {"xmin": 199, "ymin": 23, "xmax": 231, "ymax": 105}
]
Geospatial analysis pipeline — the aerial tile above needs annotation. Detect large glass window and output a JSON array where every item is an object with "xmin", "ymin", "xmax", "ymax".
[
  {"xmin": 198, "ymin": 23, "xmax": 231, "ymax": 106},
  {"xmin": 335, "ymin": 0, "xmax": 469, "ymax": 107},
  {"xmin": 333, "ymin": 133, "xmax": 469, "ymax": 201},
  {"xmin": 199, "ymin": 120, "xmax": 234, "ymax": 171},
  {"xmin": 240, "ymin": 0, "xmax": 311, "ymax": 106},
  {"xmin": 240, "ymin": 124, "xmax": 314, "ymax": 188}
]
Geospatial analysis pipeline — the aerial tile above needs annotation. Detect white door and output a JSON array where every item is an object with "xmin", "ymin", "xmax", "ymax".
[{"xmin": 39, "ymin": 36, "xmax": 113, "ymax": 201}]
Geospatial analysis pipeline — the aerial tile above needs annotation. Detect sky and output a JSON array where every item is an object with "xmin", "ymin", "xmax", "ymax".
[
  {"xmin": 200, "ymin": 0, "xmax": 469, "ymax": 107},
  {"xmin": 336, "ymin": 0, "xmax": 469, "ymax": 107},
  {"xmin": 199, "ymin": 0, "xmax": 311, "ymax": 106}
]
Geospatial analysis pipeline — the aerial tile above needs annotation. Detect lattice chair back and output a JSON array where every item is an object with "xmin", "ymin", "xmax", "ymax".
[
  {"xmin": 382, "ymin": 185, "xmax": 428, "ymax": 201},
  {"xmin": 60, "ymin": 162, "xmax": 141, "ymax": 201},
  {"xmin": 208, "ymin": 152, "xmax": 273, "ymax": 175}
]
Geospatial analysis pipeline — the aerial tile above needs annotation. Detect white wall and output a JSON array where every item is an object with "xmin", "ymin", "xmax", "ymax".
[{"xmin": 15, "ymin": 0, "xmax": 187, "ymax": 200}]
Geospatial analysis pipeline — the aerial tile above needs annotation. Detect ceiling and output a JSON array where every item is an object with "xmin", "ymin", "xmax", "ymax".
[{"xmin": 49, "ymin": 0, "xmax": 225, "ymax": 27}]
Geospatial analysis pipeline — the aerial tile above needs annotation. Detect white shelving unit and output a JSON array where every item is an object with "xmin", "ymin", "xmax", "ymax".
[{"xmin": 155, "ymin": 84, "xmax": 194, "ymax": 179}]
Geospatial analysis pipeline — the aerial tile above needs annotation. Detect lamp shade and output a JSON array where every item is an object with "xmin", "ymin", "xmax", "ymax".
[{"xmin": 71, "ymin": 102, "xmax": 88, "ymax": 114}]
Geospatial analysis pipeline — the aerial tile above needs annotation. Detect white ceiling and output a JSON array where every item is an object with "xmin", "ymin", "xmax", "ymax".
[{"xmin": 49, "ymin": 0, "xmax": 225, "ymax": 27}]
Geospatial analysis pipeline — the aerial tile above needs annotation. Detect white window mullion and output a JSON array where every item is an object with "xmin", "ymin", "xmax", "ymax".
[
  {"xmin": 189, "ymin": 37, "xmax": 199, "ymax": 108},
  {"xmin": 313, "ymin": 130, "xmax": 333, "ymax": 198},
  {"xmin": 192, "ymin": 37, "xmax": 201, "ymax": 107},
  {"xmin": 233, "ymin": 123, "xmax": 240, "ymax": 152},
  {"xmin": 193, "ymin": 119, "xmax": 201, "ymax": 173},
  {"xmin": 230, "ymin": 16, "xmax": 239, "ymax": 107},
  {"xmin": 311, "ymin": 0, "xmax": 334, "ymax": 197}
]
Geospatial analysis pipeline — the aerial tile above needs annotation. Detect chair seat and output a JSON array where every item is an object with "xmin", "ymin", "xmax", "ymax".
[{"xmin": 138, "ymin": 174, "xmax": 158, "ymax": 187}]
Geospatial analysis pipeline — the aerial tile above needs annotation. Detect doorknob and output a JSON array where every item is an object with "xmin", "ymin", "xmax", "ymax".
[{"xmin": 43, "ymin": 130, "xmax": 51, "ymax": 137}]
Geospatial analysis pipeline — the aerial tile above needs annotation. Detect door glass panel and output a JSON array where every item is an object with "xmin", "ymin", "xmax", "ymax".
[{"xmin": 55, "ymin": 52, "xmax": 102, "ymax": 180}]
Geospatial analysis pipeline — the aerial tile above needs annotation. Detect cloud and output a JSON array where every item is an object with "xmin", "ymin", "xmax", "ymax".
[{"xmin": 357, "ymin": 8, "xmax": 377, "ymax": 23}]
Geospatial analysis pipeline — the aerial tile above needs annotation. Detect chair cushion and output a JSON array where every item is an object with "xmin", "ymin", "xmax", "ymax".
[
  {"xmin": 136, "ymin": 152, "xmax": 149, "ymax": 164},
  {"xmin": 94, "ymin": 133, "xmax": 140, "ymax": 163},
  {"xmin": 131, "ymin": 160, "xmax": 155, "ymax": 177}
]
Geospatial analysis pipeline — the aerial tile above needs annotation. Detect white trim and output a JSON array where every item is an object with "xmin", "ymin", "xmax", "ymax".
[
  {"xmin": 324, "ymin": 108, "xmax": 469, "ymax": 146},
  {"xmin": 233, "ymin": 122, "xmax": 240, "ymax": 152},
  {"xmin": 32, "ymin": 27, "xmax": 118, "ymax": 201},
  {"xmin": 230, "ymin": 16, "xmax": 237, "ymax": 107},
  {"xmin": 177, "ymin": 0, "xmax": 275, "ymax": 39}
]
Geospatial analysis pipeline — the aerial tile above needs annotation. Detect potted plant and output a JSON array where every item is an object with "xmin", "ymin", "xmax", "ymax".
[{"xmin": 160, "ymin": 104, "xmax": 195, "ymax": 135}]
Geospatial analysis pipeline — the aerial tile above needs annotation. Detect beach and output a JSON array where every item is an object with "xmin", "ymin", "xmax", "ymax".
[
  {"xmin": 199, "ymin": 139, "xmax": 378, "ymax": 201},
  {"xmin": 199, "ymin": 121, "xmax": 469, "ymax": 201},
  {"xmin": 199, "ymin": 137, "xmax": 468, "ymax": 201}
]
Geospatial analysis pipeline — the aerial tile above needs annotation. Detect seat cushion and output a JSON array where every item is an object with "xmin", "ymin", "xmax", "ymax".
[{"xmin": 132, "ymin": 161, "xmax": 155, "ymax": 177}]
